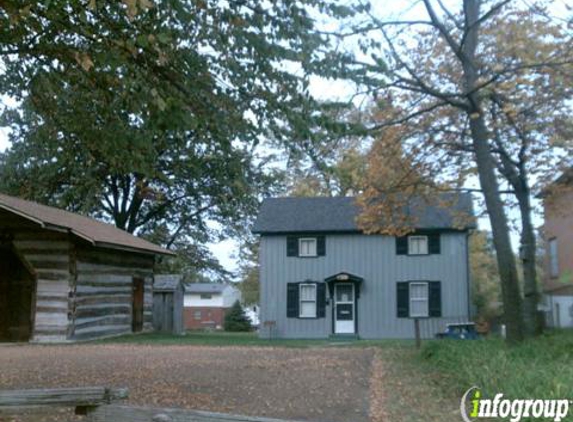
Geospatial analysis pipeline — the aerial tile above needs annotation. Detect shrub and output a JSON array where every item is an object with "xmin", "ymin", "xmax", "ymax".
[{"xmin": 224, "ymin": 300, "xmax": 252, "ymax": 332}]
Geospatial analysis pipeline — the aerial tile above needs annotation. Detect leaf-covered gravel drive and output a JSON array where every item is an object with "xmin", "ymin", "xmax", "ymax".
[{"xmin": 0, "ymin": 344, "xmax": 374, "ymax": 422}]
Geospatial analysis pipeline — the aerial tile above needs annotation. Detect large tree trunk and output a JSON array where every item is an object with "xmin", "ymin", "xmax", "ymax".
[
  {"xmin": 461, "ymin": 0, "xmax": 524, "ymax": 343},
  {"xmin": 515, "ymin": 181, "xmax": 540, "ymax": 336},
  {"xmin": 469, "ymin": 116, "xmax": 525, "ymax": 343},
  {"xmin": 490, "ymin": 100, "xmax": 540, "ymax": 336}
]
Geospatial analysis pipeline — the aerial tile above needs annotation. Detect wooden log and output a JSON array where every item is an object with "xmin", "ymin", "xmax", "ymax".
[
  {"xmin": 76, "ymin": 251, "xmax": 155, "ymax": 269},
  {"xmin": 0, "ymin": 387, "xmax": 128, "ymax": 409},
  {"xmin": 35, "ymin": 270, "xmax": 70, "ymax": 281},
  {"xmin": 74, "ymin": 294, "xmax": 131, "ymax": 306},
  {"xmin": 72, "ymin": 324, "xmax": 131, "ymax": 339},
  {"xmin": 13, "ymin": 240, "xmax": 69, "ymax": 250},
  {"xmin": 76, "ymin": 262, "xmax": 154, "ymax": 275},
  {"xmin": 75, "ymin": 285, "xmax": 132, "ymax": 295},
  {"xmin": 27, "ymin": 260, "xmax": 70, "ymax": 270},
  {"xmin": 74, "ymin": 315, "xmax": 131, "ymax": 331},
  {"xmin": 89, "ymin": 405, "xmax": 309, "ymax": 422}
]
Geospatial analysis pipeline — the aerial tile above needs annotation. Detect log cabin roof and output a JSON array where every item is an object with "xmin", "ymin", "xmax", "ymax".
[{"xmin": 0, "ymin": 193, "xmax": 174, "ymax": 256}]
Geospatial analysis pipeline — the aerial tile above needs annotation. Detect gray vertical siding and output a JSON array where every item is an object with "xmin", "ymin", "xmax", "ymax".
[{"xmin": 259, "ymin": 232, "xmax": 470, "ymax": 339}]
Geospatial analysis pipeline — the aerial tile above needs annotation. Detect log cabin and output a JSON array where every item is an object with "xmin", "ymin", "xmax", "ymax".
[{"xmin": 0, "ymin": 193, "xmax": 174, "ymax": 343}]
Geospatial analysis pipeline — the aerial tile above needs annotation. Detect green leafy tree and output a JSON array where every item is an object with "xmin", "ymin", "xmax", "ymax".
[
  {"xmin": 0, "ymin": 0, "xmax": 370, "ymax": 270},
  {"xmin": 224, "ymin": 300, "xmax": 252, "ymax": 332}
]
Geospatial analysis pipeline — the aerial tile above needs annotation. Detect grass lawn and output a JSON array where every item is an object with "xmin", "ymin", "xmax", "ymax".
[
  {"xmin": 96, "ymin": 329, "xmax": 573, "ymax": 421},
  {"xmin": 99, "ymin": 330, "xmax": 413, "ymax": 348},
  {"xmin": 419, "ymin": 329, "xmax": 573, "ymax": 400},
  {"xmin": 373, "ymin": 330, "xmax": 573, "ymax": 421}
]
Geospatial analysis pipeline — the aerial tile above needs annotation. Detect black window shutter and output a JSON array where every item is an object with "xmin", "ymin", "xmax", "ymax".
[
  {"xmin": 286, "ymin": 236, "xmax": 298, "ymax": 257},
  {"xmin": 286, "ymin": 283, "xmax": 299, "ymax": 318},
  {"xmin": 397, "ymin": 282, "xmax": 410, "ymax": 318},
  {"xmin": 429, "ymin": 281, "xmax": 442, "ymax": 317},
  {"xmin": 429, "ymin": 233, "xmax": 441, "ymax": 254},
  {"xmin": 316, "ymin": 283, "xmax": 326, "ymax": 318},
  {"xmin": 396, "ymin": 236, "xmax": 408, "ymax": 255},
  {"xmin": 317, "ymin": 236, "xmax": 326, "ymax": 256}
]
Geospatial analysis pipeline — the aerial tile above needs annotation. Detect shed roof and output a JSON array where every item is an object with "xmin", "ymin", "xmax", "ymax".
[
  {"xmin": 252, "ymin": 194, "xmax": 475, "ymax": 234},
  {"xmin": 184, "ymin": 283, "xmax": 228, "ymax": 294},
  {"xmin": 154, "ymin": 274, "xmax": 183, "ymax": 291},
  {"xmin": 0, "ymin": 193, "xmax": 174, "ymax": 256}
]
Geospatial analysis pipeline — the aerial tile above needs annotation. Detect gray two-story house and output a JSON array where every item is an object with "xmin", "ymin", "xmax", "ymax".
[{"xmin": 252, "ymin": 195, "xmax": 475, "ymax": 339}]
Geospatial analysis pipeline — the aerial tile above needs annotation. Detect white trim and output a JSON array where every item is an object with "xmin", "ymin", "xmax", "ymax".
[
  {"xmin": 299, "ymin": 283, "xmax": 317, "ymax": 318},
  {"xmin": 409, "ymin": 282, "xmax": 429, "ymax": 317},
  {"xmin": 334, "ymin": 283, "xmax": 355, "ymax": 334},
  {"xmin": 298, "ymin": 237, "xmax": 317, "ymax": 257},
  {"xmin": 408, "ymin": 235, "xmax": 429, "ymax": 255}
]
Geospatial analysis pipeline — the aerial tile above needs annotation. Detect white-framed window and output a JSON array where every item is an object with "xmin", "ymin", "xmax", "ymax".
[
  {"xmin": 194, "ymin": 310, "xmax": 202, "ymax": 320},
  {"xmin": 200, "ymin": 293, "xmax": 212, "ymax": 300},
  {"xmin": 299, "ymin": 283, "xmax": 317, "ymax": 318},
  {"xmin": 408, "ymin": 235, "xmax": 429, "ymax": 255},
  {"xmin": 299, "ymin": 237, "xmax": 317, "ymax": 257},
  {"xmin": 409, "ymin": 282, "xmax": 429, "ymax": 317},
  {"xmin": 549, "ymin": 238, "xmax": 559, "ymax": 278}
]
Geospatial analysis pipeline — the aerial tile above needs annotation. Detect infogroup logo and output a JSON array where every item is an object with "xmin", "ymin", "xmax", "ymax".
[{"xmin": 460, "ymin": 386, "xmax": 571, "ymax": 422}]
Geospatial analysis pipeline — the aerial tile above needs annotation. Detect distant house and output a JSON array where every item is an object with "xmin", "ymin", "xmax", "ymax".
[
  {"xmin": 252, "ymin": 195, "xmax": 475, "ymax": 339},
  {"xmin": 542, "ymin": 169, "xmax": 573, "ymax": 328},
  {"xmin": 183, "ymin": 283, "xmax": 241, "ymax": 330},
  {"xmin": 0, "ymin": 193, "xmax": 174, "ymax": 343}
]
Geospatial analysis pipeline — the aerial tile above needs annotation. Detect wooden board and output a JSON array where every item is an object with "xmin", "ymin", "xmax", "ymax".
[
  {"xmin": 89, "ymin": 405, "xmax": 310, "ymax": 422},
  {"xmin": 0, "ymin": 387, "xmax": 128, "ymax": 408}
]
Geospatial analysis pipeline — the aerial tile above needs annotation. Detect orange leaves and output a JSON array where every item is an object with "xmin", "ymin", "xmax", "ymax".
[
  {"xmin": 121, "ymin": 0, "xmax": 154, "ymax": 20},
  {"xmin": 356, "ymin": 118, "xmax": 428, "ymax": 236},
  {"xmin": 73, "ymin": 52, "xmax": 94, "ymax": 71}
]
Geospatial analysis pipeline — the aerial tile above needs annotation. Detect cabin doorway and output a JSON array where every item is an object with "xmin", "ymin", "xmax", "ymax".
[
  {"xmin": 132, "ymin": 277, "xmax": 145, "ymax": 332},
  {"xmin": 0, "ymin": 246, "xmax": 35, "ymax": 342}
]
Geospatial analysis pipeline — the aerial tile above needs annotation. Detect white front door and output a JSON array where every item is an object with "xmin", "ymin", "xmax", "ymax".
[{"xmin": 334, "ymin": 283, "xmax": 355, "ymax": 334}]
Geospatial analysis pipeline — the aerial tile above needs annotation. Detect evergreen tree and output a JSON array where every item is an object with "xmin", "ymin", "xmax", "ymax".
[{"xmin": 224, "ymin": 300, "xmax": 252, "ymax": 332}]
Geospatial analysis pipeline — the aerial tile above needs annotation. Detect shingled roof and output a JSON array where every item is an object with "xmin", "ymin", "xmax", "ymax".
[
  {"xmin": 184, "ymin": 283, "xmax": 228, "ymax": 294},
  {"xmin": 0, "ymin": 193, "xmax": 174, "ymax": 256},
  {"xmin": 252, "ymin": 194, "xmax": 475, "ymax": 234}
]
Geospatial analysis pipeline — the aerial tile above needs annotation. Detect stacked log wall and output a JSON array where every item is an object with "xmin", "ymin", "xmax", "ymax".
[
  {"xmin": 11, "ymin": 230, "xmax": 72, "ymax": 343},
  {"xmin": 71, "ymin": 246, "xmax": 154, "ymax": 340}
]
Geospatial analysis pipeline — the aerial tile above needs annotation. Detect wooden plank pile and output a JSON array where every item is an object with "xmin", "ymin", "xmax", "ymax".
[{"xmin": 0, "ymin": 387, "xmax": 308, "ymax": 422}]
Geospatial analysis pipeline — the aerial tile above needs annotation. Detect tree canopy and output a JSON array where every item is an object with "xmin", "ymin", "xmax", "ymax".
[{"xmin": 0, "ymin": 0, "xmax": 369, "ymax": 272}]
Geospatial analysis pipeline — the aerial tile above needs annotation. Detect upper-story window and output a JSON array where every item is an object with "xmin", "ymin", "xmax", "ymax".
[
  {"xmin": 299, "ymin": 238, "xmax": 317, "ymax": 257},
  {"xmin": 200, "ymin": 293, "xmax": 212, "ymax": 299},
  {"xmin": 396, "ymin": 233, "xmax": 440, "ymax": 255},
  {"xmin": 287, "ymin": 236, "xmax": 325, "ymax": 257},
  {"xmin": 408, "ymin": 236, "xmax": 429, "ymax": 255},
  {"xmin": 549, "ymin": 238, "xmax": 559, "ymax": 278}
]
